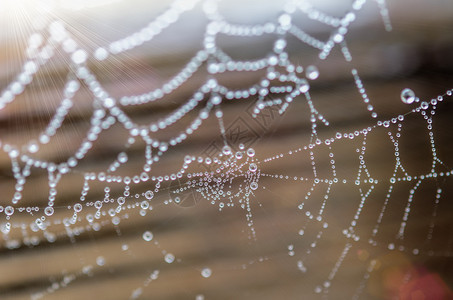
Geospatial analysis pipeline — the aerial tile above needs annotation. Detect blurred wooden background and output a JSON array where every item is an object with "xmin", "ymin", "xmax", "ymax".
[{"xmin": 0, "ymin": 0, "xmax": 453, "ymax": 299}]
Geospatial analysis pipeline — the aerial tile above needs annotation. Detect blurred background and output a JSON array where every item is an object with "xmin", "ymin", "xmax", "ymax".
[{"xmin": 0, "ymin": 0, "xmax": 453, "ymax": 299}]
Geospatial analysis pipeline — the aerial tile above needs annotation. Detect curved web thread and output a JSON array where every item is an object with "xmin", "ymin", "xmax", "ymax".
[{"xmin": 0, "ymin": 0, "xmax": 452, "ymax": 299}]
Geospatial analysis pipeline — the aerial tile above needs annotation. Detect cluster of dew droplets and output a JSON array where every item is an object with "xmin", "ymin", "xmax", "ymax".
[
  {"xmin": 174, "ymin": 144, "xmax": 260, "ymax": 213},
  {"xmin": 258, "ymin": 82, "xmax": 453, "ymax": 297}
]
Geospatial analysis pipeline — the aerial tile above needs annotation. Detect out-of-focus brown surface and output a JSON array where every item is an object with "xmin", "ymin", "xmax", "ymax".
[{"xmin": 0, "ymin": 1, "xmax": 453, "ymax": 299}]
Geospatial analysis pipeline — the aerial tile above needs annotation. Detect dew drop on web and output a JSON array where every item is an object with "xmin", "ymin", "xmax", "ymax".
[
  {"xmin": 142, "ymin": 231, "xmax": 153, "ymax": 242},
  {"xmin": 400, "ymin": 88, "xmax": 416, "ymax": 104},
  {"xmin": 306, "ymin": 65, "xmax": 319, "ymax": 80},
  {"xmin": 164, "ymin": 253, "xmax": 175, "ymax": 264},
  {"xmin": 201, "ymin": 268, "xmax": 212, "ymax": 278}
]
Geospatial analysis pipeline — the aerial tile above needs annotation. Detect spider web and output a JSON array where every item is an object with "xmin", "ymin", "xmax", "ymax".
[{"xmin": 0, "ymin": 0, "xmax": 453, "ymax": 299}]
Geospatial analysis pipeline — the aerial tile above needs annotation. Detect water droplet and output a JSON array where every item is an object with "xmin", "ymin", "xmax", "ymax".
[
  {"xmin": 297, "ymin": 260, "xmax": 306, "ymax": 272},
  {"xmin": 118, "ymin": 152, "xmax": 128, "ymax": 163},
  {"xmin": 250, "ymin": 182, "xmax": 258, "ymax": 190},
  {"xmin": 249, "ymin": 163, "xmax": 257, "ymax": 172},
  {"xmin": 96, "ymin": 256, "xmax": 105, "ymax": 266},
  {"xmin": 28, "ymin": 142, "xmax": 39, "ymax": 153},
  {"xmin": 9, "ymin": 149, "xmax": 18, "ymax": 158},
  {"xmin": 306, "ymin": 65, "xmax": 319, "ymax": 80},
  {"xmin": 268, "ymin": 55, "xmax": 278, "ymax": 66},
  {"xmin": 278, "ymin": 14, "xmax": 292, "ymax": 28},
  {"xmin": 72, "ymin": 49, "xmax": 87, "ymax": 64},
  {"xmin": 247, "ymin": 148, "xmax": 255, "ymax": 157},
  {"xmin": 201, "ymin": 268, "xmax": 212, "ymax": 278},
  {"xmin": 164, "ymin": 253, "xmax": 175, "ymax": 263},
  {"xmin": 333, "ymin": 33, "xmax": 344, "ymax": 43},
  {"xmin": 299, "ymin": 79, "xmax": 310, "ymax": 93},
  {"xmin": 274, "ymin": 39, "xmax": 287, "ymax": 51},
  {"xmin": 400, "ymin": 88, "xmax": 415, "ymax": 104},
  {"xmin": 211, "ymin": 95, "xmax": 221, "ymax": 105},
  {"xmin": 208, "ymin": 63, "xmax": 219, "ymax": 74},
  {"xmin": 94, "ymin": 47, "xmax": 108, "ymax": 61},
  {"xmin": 74, "ymin": 203, "xmax": 82, "ymax": 212},
  {"xmin": 145, "ymin": 190, "xmax": 154, "ymax": 200},
  {"xmin": 44, "ymin": 206, "xmax": 54, "ymax": 216},
  {"xmin": 142, "ymin": 231, "xmax": 153, "ymax": 242},
  {"xmin": 4, "ymin": 206, "xmax": 14, "ymax": 216},
  {"xmin": 222, "ymin": 145, "xmax": 232, "ymax": 156}
]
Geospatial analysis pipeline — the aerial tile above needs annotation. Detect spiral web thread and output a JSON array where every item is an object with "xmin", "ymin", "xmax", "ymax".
[{"xmin": 0, "ymin": 0, "xmax": 452, "ymax": 299}]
